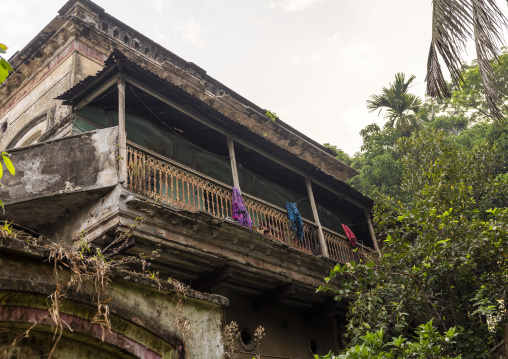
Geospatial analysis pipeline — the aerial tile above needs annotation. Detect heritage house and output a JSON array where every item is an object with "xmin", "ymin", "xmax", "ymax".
[{"xmin": 0, "ymin": 1, "xmax": 379, "ymax": 358}]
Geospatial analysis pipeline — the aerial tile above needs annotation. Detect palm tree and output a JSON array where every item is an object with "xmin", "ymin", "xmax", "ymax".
[
  {"xmin": 367, "ymin": 73, "xmax": 423, "ymax": 134},
  {"xmin": 427, "ymin": 0, "xmax": 508, "ymax": 121}
]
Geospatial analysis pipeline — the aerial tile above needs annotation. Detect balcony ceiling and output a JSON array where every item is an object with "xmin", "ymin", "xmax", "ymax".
[{"xmin": 56, "ymin": 50, "xmax": 373, "ymax": 209}]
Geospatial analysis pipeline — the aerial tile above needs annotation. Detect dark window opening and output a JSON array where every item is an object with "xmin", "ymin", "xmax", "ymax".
[
  {"xmin": 238, "ymin": 328, "xmax": 256, "ymax": 351},
  {"xmin": 113, "ymin": 29, "xmax": 119, "ymax": 38},
  {"xmin": 240, "ymin": 329, "xmax": 252, "ymax": 346},
  {"xmin": 123, "ymin": 35, "xmax": 129, "ymax": 44},
  {"xmin": 134, "ymin": 42, "xmax": 139, "ymax": 50},
  {"xmin": 101, "ymin": 23, "xmax": 108, "ymax": 32},
  {"xmin": 144, "ymin": 47, "xmax": 150, "ymax": 55}
]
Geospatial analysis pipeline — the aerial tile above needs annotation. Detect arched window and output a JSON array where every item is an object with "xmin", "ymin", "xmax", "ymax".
[{"xmin": 8, "ymin": 115, "xmax": 47, "ymax": 149}]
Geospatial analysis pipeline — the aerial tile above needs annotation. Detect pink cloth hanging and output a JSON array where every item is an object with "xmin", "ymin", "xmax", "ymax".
[{"xmin": 342, "ymin": 224, "xmax": 357, "ymax": 247}]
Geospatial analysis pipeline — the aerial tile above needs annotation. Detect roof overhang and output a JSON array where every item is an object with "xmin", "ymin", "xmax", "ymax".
[{"xmin": 56, "ymin": 49, "xmax": 374, "ymax": 208}]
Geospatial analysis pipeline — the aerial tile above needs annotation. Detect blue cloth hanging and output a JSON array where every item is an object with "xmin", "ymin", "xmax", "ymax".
[{"xmin": 286, "ymin": 202, "xmax": 304, "ymax": 241}]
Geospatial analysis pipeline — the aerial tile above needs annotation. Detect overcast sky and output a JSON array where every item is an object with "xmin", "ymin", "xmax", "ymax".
[{"xmin": 1, "ymin": 0, "xmax": 507, "ymax": 155}]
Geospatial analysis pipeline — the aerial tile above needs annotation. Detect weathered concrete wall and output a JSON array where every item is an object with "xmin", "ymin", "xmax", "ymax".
[
  {"xmin": 223, "ymin": 291, "xmax": 338, "ymax": 358},
  {"xmin": 0, "ymin": 127, "xmax": 119, "ymax": 204},
  {"xmin": 0, "ymin": 51, "xmax": 74, "ymax": 149},
  {"xmin": 0, "ymin": 41, "xmax": 106, "ymax": 150},
  {"xmin": 73, "ymin": 50, "xmax": 104, "ymax": 85},
  {"xmin": 0, "ymin": 127, "xmax": 119, "ymax": 230},
  {"xmin": 44, "ymin": 184, "xmax": 123, "ymax": 243},
  {"xmin": 0, "ymin": 237, "xmax": 228, "ymax": 359}
]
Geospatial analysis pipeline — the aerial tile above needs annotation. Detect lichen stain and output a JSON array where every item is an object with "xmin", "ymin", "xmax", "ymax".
[{"xmin": 18, "ymin": 157, "xmax": 61, "ymax": 194}]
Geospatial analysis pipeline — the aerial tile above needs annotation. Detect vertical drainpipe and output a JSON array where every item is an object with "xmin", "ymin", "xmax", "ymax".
[
  {"xmin": 227, "ymin": 136, "xmax": 241, "ymax": 191},
  {"xmin": 364, "ymin": 209, "xmax": 382, "ymax": 258},
  {"xmin": 118, "ymin": 75, "xmax": 128, "ymax": 186},
  {"xmin": 305, "ymin": 178, "xmax": 329, "ymax": 257}
]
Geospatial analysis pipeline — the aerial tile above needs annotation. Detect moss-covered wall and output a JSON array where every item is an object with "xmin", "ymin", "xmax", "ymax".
[{"xmin": 0, "ymin": 239, "xmax": 227, "ymax": 359}]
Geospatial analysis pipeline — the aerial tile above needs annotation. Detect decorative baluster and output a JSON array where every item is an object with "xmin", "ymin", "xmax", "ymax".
[
  {"xmin": 164, "ymin": 169, "xmax": 168, "ymax": 203},
  {"xmin": 211, "ymin": 191, "xmax": 217, "ymax": 216},
  {"xmin": 153, "ymin": 163, "xmax": 158, "ymax": 198},
  {"xmin": 191, "ymin": 182, "xmax": 196, "ymax": 209},
  {"xmin": 141, "ymin": 152, "xmax": 145, "ymax": 193},
  {"xmin": 219, "ymin": 192, "xmax": 224, "ymax": 218},
  {"xmin": 215, "ymin": 193, "xmax": 220, "ymax": 217},
  {"xmin": 176, "ymin": 171, "xmax": 180, "ymax": 204},
  {"xmin": 185, "ymin": 178, "xmax": 190, "ymax": 209},
  {"xmin": 254, "ymin": 207, "xmax": 259, "ymax": 228}
]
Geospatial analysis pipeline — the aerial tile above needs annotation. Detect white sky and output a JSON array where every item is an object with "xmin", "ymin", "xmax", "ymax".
[{"xmin": 1, "ymin": 0, "xmax": 506, "ymax": 155}]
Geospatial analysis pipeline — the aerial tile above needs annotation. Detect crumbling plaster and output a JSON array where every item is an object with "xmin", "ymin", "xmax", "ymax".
[{"xmin": 0, "ymin": 127, "xmax": 119, "ymax": 219}]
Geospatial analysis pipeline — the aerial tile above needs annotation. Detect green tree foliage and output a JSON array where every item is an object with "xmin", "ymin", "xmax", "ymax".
[
  {"xmin": 0, "ymin": 43, "xmax": 12, "ymax": 84},
  {"xmin": 366, "ymin": 73, "xmax": 422, "ymax": 134},
  {"xmin": 319, "ymin": 130, "xmax": 508, "ymax": 357},
  {"xmin": 0, "ymin": 152, "xmax": 15, "ymax": 212},
  {"xmin": 347, "ymin": 124, "xmax": 402, "ymax": 198},
  {"xmin": 0, "ymin": 45, "xmax": 14, "ymax": 212},
  {"xmin": 323, "ymin": 143, "xmax": 353, "ymax": 166},
  {"xmin": 346, "ymin": 55, "xmax": 508, "ymax": 199},
  {"xmin": 318, "ymin": 320, "xmax": 460, "ymax": 359}
]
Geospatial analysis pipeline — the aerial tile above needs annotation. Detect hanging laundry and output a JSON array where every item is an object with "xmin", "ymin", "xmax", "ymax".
[
  {"xmin": 286, "ymin": 202, "xmax": 304, "ymax": 241},
  {"xmin": 342, "ymin": 224, "xmax": 357, "ymax": 247},
  {"xmin": 232, "ymin": 187, "xmax": 252, "ymax": 229}
]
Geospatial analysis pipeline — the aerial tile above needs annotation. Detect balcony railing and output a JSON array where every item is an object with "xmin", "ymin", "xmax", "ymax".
[
  {"xmin": 127, "ymin": 142, "xmax": 372, "ymax": 263},
  {"xmin": 324, "ymin": 228, "xmax": 374, "ymax": 264}
]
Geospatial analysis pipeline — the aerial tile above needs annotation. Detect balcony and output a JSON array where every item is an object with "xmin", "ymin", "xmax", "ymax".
[
  {"xmin": 127, "ymin": 142, "xmax": 374, "ymax": 264},
  {"xmin": 42, "ymin": 51, "xmax": 378, "ymax": 266}
]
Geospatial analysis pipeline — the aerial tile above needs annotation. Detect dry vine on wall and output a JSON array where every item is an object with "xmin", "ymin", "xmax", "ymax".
[{"xmin": 0, "ymin": 218, "xmax": 192, "ymax": 358}]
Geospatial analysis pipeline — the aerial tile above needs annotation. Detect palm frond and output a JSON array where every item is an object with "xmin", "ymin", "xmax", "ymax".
[
  {"xmin": 427, "ymin": 0, "xmax": 508, "ymax": 121},
  {"xmin": 472, "ymin": 0, "xmax": 508, "ymax": 121},
  {"xmin": 368, "ymin": 73, "xmax": 423, "ymax": 133},
  {"xmin": 426, "ymin": 43, "xmax": 450, "ymax": 98}
]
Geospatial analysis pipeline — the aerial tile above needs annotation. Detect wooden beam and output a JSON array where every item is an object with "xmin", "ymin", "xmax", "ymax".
[
  {"xmin": 251, "ymin": 282, "xmax": 295, "ymax": 311},
  {"xmin": 75, "ymin": 75, "xmax": 118, "ymax": 111},
  {"xmin": 118, "ymin": 75, "xmax": 128, "ymax": 184},
  {"xmin": 227, "ymin": 137, "xmax": 240, "ymax": 190},
  {"xmin": 365, "ymin": 209, "xmax": 381, "ymax": 258},
  {"xmin": 306, "ymin": 178, "xmax": 329, "ymax": 257},
  {"xmin": 191, "ymin": 264, "xmax": 233, "ymax": 292}
]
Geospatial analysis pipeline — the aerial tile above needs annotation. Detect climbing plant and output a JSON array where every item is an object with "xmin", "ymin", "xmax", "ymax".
[
  {"xmin": 0, "ymin": 218, "xmax": 195, "ymax": 358},
  {"xmin": 319, "ymin": 130, "xmax": 508, "ymax": 357},
  {"xmin": 0, "ymin": 152, "xmax": 15, "ymax": 212},
  {"xmin": 0, "ymin": 44, "xmax": 14, "ymax": 212},
  {"xmin": 0, "ymin": 43, "xmax": 12, "ymax": 84}
]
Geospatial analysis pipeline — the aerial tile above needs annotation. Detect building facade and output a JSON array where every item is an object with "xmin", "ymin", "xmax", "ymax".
[{"xmin": 0, "ymin": 1, "xmax": 379, "ymax": 358}]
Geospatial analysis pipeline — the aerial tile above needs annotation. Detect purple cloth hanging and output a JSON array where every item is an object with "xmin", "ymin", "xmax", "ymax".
[{"xmin": 232, "ymin": 187, "xmax": 252, "ymax": 229}]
